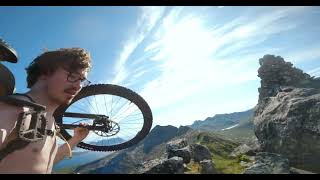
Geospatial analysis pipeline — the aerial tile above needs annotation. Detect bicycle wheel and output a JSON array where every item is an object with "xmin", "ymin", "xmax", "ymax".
[{"xmin": 53, "ymin": 84, "xmax": 153, "ymax": 151}]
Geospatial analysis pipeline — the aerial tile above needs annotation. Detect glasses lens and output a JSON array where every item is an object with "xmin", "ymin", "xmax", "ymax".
[
  {"xmin": 67, "ymin": 73, "xmax": 79, "ymax": 82},
  {"xmin": 67, "ymin": 71, "xmax": 90, "ymax": 87},
  {"xmin": 80, "ymin": 80, "xmax": 90, "ymax": 87}
]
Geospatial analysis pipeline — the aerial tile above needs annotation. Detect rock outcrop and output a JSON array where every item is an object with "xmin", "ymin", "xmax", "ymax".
[
  {"xmin": 167, "ymin": 139, "xmax": 191, "ymax": 163},
  {"xmin": 257, "ymin": 54, "xmax": 312, "ymax": 102},
  {"xmin": 190, "ymin": 144, "xmax": 212, "ymax": 163},
  {"xmin": 200, "ymin": 159, "xmax": 218, "ymax": 174},
  {"xmin": 254, "ymin": 54, "xmax": 320, "ymax": 172},
  {"xmin": 244, "ymin": 152, "xmax": 290, "ymax": 174},
  {"xmin": 230, "ymin": 136, "xmax": 261, "ymax": 157},
  {"xmin": 144, "ymin": 157, "xmax": 185, "ymax": 174},
  {"xmin": 143, "ymin": 138, "xmax": 217, "ymax": 174}
]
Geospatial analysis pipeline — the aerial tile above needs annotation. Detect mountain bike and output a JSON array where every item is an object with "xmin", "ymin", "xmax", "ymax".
[{"xmin": 0, "ymin": 38, "xmax": 153, "ymax": 152}]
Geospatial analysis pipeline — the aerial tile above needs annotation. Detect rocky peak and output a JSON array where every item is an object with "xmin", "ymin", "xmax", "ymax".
[
  {"xmin": 257, "ymin": 54, "xmax": 312, "ymax": 102},
  {"xmin": 142, "ymin": 125, "xmax": 179, "ymax": 153},
  {"xmin": 177, "ymin": 126, "xmax": 193, "ymax": 136},
  {"xmin": 254, "ymin": 54, "xmax": 320, "ymax": 173}
]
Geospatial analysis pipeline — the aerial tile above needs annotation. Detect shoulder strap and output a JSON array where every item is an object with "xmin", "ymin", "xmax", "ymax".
[
  {"xmin": 0, "ymin": 94, "xmax": 46, "ymax": 111},
  {"xmin": 12, "ymin": 93, "xmax": 36, "ymax": 103}
]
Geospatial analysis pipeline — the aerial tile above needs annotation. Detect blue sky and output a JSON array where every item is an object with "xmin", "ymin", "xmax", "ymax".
[{"xmin": 1, "ymin": 6, "xmax": 320, "ymax": 128}]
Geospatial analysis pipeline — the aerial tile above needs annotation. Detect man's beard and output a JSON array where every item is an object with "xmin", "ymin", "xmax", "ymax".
[{"xmin": 50, "ymin": 94, "xmax": 73, "ymax": 106}]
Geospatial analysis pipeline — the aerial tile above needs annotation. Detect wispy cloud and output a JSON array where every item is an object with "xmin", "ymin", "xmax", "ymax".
[
  {"xmin": 308, "ymin": 66, "xmax": 320, "ymax": 77},
  {"xmin": 137, "ymin": 6, "xmax": 315, "ymax": 127},
  {"xmin": 111, "ymin": 7, "xmax": 166, "ymax": 85},
  {"xmin": 282, "ymin": 45, "xmax": 320, "ymax": 64},
  {"xmin": 92, "ymin": 6, "xmax": 318, "ymax": 128}
]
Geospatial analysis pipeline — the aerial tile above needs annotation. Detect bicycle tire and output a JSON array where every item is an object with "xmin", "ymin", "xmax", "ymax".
[{"xmin": 54, "ymin": 84, "xmax": 153, "ymax": 152}]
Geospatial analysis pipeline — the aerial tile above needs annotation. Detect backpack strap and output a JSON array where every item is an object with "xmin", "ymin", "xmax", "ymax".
[
  {"xmin": 0, "ymin": 94, "xmax": 45, "ymax": 111},
  {"xmin": 12, "ymin": 93, "xmax": 36, "ymax": 103}
]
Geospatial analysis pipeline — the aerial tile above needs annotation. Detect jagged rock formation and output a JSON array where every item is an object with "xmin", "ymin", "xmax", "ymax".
[
  {"xmin": 230, "ymin": 144, "xmax": 255, "ymax": 158},
  {"xmin": 167, "ymin": 139, "xmax": 191, "ymax": 164},
  {"xmin": 166, "ymin": 139, "xmax": 188, "ymax": 151},
  {"xmin": 254, "ymin": 54, "xmax": 320, "ymax": 172},
  {"xmin": 144, "ymin": 157, "xmax": 185, "ymax": 174},
  {"xmin": 257, "ymin": 54, "xmax": 312, "ymax": 102},
  {"xmin": 143, "ymin": 138, "xmax": 217, "ymax": 174},
  {"xmin": 244, "ymin": 152, "xmax": 290, "ymax": 174},
  {"xmin": 229, "ymin": 136, "xmax": 261, "ymax": 158},
  {"xmin": 190, "ymin": 144, "xmax": 212, "ymax": 163}
]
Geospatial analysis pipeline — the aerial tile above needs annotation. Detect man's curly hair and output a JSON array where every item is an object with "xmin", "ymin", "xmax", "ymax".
[{"xmin": 25, "ymin": 48, "xmax": 92, "ymax": 88}]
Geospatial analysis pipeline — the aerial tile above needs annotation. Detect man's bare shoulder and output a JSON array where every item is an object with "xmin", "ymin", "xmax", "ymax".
[
  {"xmin": 0, "ymin": 95, "xmax": 31, "ymax": 113},
  {"xmin": 0, "ymin": 101, "xmax": 25, "ymax": 145},
  {"xmin": 0, "ymin": 101, "xmax": 24, "ymax": 114},
  {"xmin": 0, "ymin": 101, "xmax": 24, "ymax": 128}
]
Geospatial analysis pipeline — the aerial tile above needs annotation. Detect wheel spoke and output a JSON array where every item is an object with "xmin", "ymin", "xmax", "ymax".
[
  {"xmin": 56, "ymin": 84, "xmax": 152, "ymax": 151},
  {"xmin": 110, "ymin": 96, "xmax": 123, "ymax": 118},
  {"xmin": 85, "ymin": 96, "xmax": 98, "ymax": 114}
]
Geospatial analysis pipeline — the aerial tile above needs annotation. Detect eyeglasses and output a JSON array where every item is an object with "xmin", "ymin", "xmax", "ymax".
[{"xmin": 65, "ymin": 70, "xmax": 91, "ymax": 87}]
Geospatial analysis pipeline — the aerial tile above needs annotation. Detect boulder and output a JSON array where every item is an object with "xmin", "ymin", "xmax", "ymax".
[
  {"xmin": 144, "ymin": 156, "xmax": 184, "ymax": 174},
  {"xmin": 166, "ymin": 139, "xmax": 191, "ymax": 163},
  {"xmin": 230, "ymin": 144, "xmax": 255, "ymax": 158},
  {"xmin": 244, "ymin": 152, "xmax": 290, "ymax": 174},
  {"xmin": 166, "ymin": 139, "xmax": 188, "ymax": 152},
  {"xmin": 190, "ymin": 144, "xmax": 212, "ymax": 162},
  {"xmin": 200, "ymin": 159, "xmax": 217, "ymax": 174},
  {"xmin": 168, "ymin": 146, "xmax": 191, "ymax": 164},
  {"xmin": 289, "ymin": 167, "xmax": 316, "ymax": 174}
]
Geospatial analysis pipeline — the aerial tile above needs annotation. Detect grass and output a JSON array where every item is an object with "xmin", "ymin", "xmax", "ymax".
[
  {"xmin": 190, "ymin": 132, "xmax": 252, "ymax": 174},
  {"xmin": 185, "ymin": 160, "xmax": 201, "ymax": 174},
  {"xmin": 211, "ymin": 154, "xmax": 246, "ymax": 174}
]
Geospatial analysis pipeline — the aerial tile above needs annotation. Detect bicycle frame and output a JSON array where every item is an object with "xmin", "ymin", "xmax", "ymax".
[{"xmin": 58, "ymin": 112, "xmax": 120, "ymax": 135}]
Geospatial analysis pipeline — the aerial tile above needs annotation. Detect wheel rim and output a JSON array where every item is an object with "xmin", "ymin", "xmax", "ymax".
[{"xmin": 54, "ymin": 84, "xmax": 152, "ymax": 151}]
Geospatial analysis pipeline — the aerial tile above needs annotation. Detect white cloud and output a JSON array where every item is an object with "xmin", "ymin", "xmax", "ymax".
[
  {"xmin": 308, "ymin": 66, "xmax": 320, "ymax": 77},
  {"xmin": 132, "ymin": 70, "xmax": 146, "ymax": 79},
  {"xmin": 282, "ymin": 46, "xmax": 320, "ymax": 64},
  {"xmin": 104, "ymin": 6, "xmax": 317, "ymax": 128},
  {"xmin": 212, "ymin": 8, "xmax": 304, "ymax": 58},
  {"xmin": 111, "ymin": 7, "xmax": 165, "ymax": 85},
  {"xmin": 138, "ymin": 6, "xmax": 313, "ymax": 127}
]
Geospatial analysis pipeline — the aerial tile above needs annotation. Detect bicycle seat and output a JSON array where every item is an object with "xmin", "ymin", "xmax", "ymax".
[
  {"xmin": 0, "ymin": 38, "xmax": 17, "ymax": 96},
  {"xmin": 0, "ymin": 63, "xmax": 15, "ymax": 96},
  {"xmin": 0, "ymin": 38, "xmax": 18, "ymax": 63}
]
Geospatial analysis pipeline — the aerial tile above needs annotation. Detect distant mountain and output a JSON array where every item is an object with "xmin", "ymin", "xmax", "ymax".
[
  {"xmin": 74, "ymin": 125, "xmax": 193, "ymax": 174},
  {"xmin": 190, "ymin": 108, "xmax": 254, "ymax": 132},
  {"xmin": 52, "ymin": 138, "xmax": 124, "ymax": 173},
  {"xmin": 142, "ymin": 125, "xmax": 179, "ymax": 153},
  {"xmin": 89, "ymin": 137, "xmax": 126, "ymax": 147},
  {"xmin": 74, "ymin": 125, "xmax": 247, "ymax": 174},
  {"xmin": 56, "ymin": 108, "xmax": 256, "ymax": 174},
  {"xmin": 73, "ymin": 108, "xmax": 257, "ymax": 174},
  {"xmin": 53, "ymin": 150, "xmax": 112, "ymax": 174}
]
